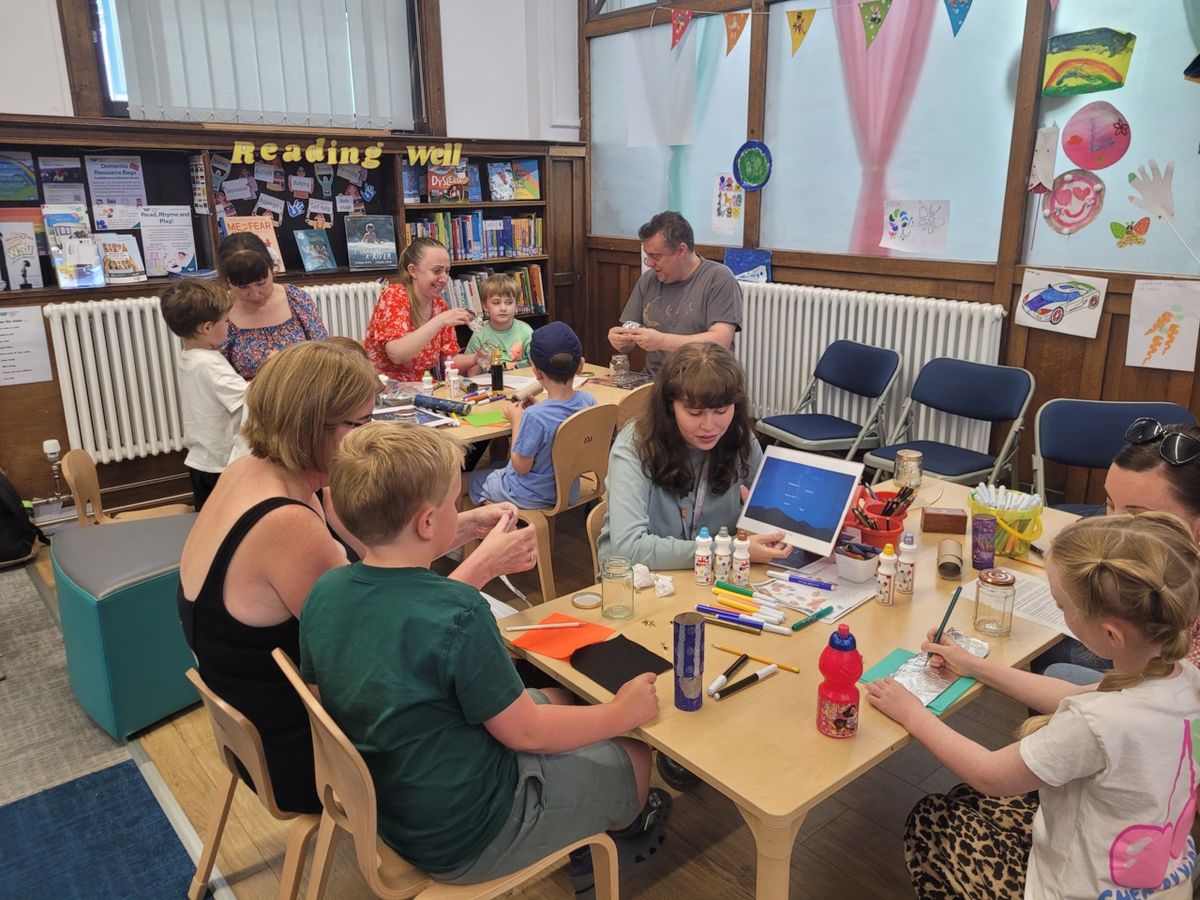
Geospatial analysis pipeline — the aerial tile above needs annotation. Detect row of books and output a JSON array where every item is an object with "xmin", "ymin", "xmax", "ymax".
[
  {"xmin": 402, "ymin": 159, "xmax": 541, "ymax": 204},
  {"xmin": 444, "ymin": 263, "xmax": 546, "ymax": 317},
  {"xmin": 404, "ymin": 212, "xmax": 543, "ymax": 262}
]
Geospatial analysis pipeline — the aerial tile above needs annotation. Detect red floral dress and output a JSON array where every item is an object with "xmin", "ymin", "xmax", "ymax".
[{"xmin": 364, "ymin": 283, "xmax": 460, "ymax": 381}]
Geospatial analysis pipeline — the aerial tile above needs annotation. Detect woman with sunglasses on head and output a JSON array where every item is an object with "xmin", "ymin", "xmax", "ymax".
[{"xmin": 1033, "ymin": 418, "xmax": 1200, "ymax": 685}]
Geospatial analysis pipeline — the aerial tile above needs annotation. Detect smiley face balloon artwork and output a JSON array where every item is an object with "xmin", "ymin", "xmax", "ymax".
[{"xmin": 1042, "ymin": 169, "xmax": 1105, "ymax": 235}]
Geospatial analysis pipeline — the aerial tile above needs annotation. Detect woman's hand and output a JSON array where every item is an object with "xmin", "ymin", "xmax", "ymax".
[
  {"xmin": 464, "ymin": 506, "xmax": 538, "ymax": 575},
  {"xmin": 457, "ymin": 502, "xmax": 518, "ymax": 543},
  {"xmin": 749, "ymin": 532, "xmax": 791, "ymax": 563},
  {"xmin": 436, "ymin": 307, "xmax": 475, "ymax": 330},
  {"xmin": 866, "ymin": 676, "xmax": 927, "ymax": 728},
  {"xmin": 921, "ymin": 632, "xmax": 979, "ymax": 678}
]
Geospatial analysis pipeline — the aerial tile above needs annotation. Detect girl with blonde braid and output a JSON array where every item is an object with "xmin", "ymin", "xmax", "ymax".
[{"xmin": 868, "ymin": 512, "xmax": 1200, "ymax": 899}]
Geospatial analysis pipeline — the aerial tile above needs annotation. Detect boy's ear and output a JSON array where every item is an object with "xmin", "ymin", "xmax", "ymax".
[
  {"xmin": 413, "ymin": 503, "xmax": 438, "ymax": 541},
  {"xmin": 575, "ymin": 356, "xmax": 586, "ymax": 375}
]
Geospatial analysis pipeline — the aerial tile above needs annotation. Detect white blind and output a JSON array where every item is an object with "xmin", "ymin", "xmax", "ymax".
[{"xmin": 115, "ymin": 0, "xmax": 415, "ymax": 129}]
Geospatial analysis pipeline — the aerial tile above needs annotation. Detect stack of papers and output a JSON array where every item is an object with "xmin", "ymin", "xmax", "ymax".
[{"xmin": 1010, "ymin": 571, "xmax": 1074, "ymax": 638}]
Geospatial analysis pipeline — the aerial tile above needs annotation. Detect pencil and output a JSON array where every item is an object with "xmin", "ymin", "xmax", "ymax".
[
  {"xmin": 927, "ymin": 586, "xmax": 963, "ymax": 661},
  {"xmin": 504, "ymin": 621, "xmax": 583, "ymax": 632},
  {"xmin": 711, "ymin": 644, "xmax": 801, "ymax": 674}
]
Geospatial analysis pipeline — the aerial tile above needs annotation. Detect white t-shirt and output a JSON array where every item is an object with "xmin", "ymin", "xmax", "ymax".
[
  {"xmin": 178, "ymin": 348, "xmax": 247, "ymax": 473},
  {"xmin": 1020, "ymin": 663, "xmax": 1200, "ymax": 900}
]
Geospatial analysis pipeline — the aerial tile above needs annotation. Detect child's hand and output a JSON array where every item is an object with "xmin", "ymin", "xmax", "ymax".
[
  {"xmin": 502, "ymin": 401, "xmax": 523, "ymax": 422},
  {"xmin": 866, "ymin": 676, "xmax": 926, "ymax": 727},
  {"xmin": 921, "ymin": 633, "xmax": 977, "ymax": 678},
  {"xmin": 613, "ymin": 672, "xmax": 659, "ymax": 727}
]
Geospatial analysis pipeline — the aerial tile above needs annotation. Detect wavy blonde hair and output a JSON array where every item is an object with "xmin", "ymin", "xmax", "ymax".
[{"xmin": 1020, "ymin": 511, "xmax": 1200, "ymax": 736}]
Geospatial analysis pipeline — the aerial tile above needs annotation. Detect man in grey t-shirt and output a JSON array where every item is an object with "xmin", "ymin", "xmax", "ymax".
[{"xmin": 608, "ymin": 211, "xmax": 743, "ymax": 377}]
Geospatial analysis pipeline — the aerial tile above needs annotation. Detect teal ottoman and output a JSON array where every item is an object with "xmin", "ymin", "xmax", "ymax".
[{"xmin": 52, "ymin": 514, "xmax": 199, "ymax": 739}]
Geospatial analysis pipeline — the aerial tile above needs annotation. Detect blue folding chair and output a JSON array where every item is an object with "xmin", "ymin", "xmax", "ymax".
[
  {"xmin": 1032, "ymin": 399, "xmax": 1196, "ymax": 516},
  {"xmin": 755, "ymin": 340, "xmax": 902, "ymax": 459},
  {"xmin": 863, "ymin": 357, "xmax": 1035, "ymax": 486}
]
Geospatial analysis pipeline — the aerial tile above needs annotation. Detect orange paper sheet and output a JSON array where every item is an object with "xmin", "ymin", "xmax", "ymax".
[{"xmin": 510, "ymin": 612, "xmax": 615, "ymax": 659}]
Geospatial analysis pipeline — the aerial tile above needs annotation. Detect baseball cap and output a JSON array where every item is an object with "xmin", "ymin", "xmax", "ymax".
[{"xmin": 530, "ymin": 321, "xmax": 583, "ymax": 375}]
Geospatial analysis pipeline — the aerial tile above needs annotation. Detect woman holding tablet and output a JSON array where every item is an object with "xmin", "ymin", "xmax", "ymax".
[{"xmin": 599, "ymin": 343, "xmax": 791, "ymax": 570}]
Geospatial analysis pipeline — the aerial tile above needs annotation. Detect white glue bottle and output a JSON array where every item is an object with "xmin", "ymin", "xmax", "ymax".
[
  {"xmin": 713, "ymin": 526, "xmax": 733, "ymax": 582},
  {"xmin": 694, "ymin": 527, "xmax": 714, "ymax": 585},
  {"xmin": 732, "ymin": 529, "xmax": 752, "ymax": 587},
  {"xmin": 876, "ymin": 542, "xmax": 897, "ymax": 607},
  {"xmin": 896, "ymin": 532, "xmax": 917, "ymax": 595},
  {"xmin": 446, "ymin": 360, "xmax": 461, "ymax": 399},
  {"xmin": 420, "ymin": 370, "xmax": 434, "ymax": 396}
]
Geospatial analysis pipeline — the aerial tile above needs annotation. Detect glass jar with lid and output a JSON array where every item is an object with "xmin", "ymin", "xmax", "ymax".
[
  {"xmin": 973, "ymin": 567, "xmax": 1016, "ymax": 637},
  {"xmin": 893, "ymin": 449, "xmax": 924, "ymax": 491}
]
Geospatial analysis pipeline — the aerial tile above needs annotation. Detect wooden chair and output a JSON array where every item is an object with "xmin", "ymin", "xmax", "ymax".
[
  {"xmin": 61, "ymin": 448, "xmax": 191, "ymax": 527},
  {"xmin": 586, "ymin": 499, "xmax": 607, "ymax": 581},
  {"xmin": 184, "ymin": 668, "xmax": 319, "ymax": 900},
  {"xmin": 271, "ymin": 649, "xmax": 619, "ymax": 900},
  {"xmin": 615, "ymin": 383, "xmax": 654, "ymax": 432}
]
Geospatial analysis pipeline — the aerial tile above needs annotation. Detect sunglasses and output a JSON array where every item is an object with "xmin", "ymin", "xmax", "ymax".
[{"xmin": 1125, "ymin": 417, "xmax": 1200, "ymax": 466}]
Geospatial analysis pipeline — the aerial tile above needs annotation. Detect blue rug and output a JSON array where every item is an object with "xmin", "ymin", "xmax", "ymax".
[{"xmin": 0, "ymin": 760, "xmax": 203, "ymax": 899}]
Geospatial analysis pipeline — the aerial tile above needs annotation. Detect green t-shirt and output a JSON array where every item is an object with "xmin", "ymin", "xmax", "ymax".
[
  {"xmin": 299, "ymin": 565, "xmax": 525, "ymax": 873},
  {"xmin": 465, "ymin": 319, "xmax": 534, "ymax": 368}
]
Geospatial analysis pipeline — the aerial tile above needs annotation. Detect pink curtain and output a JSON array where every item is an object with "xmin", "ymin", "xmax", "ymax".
[{"xmin": 834, "ymin": 0, "xmax": 937, "ymax": 255}]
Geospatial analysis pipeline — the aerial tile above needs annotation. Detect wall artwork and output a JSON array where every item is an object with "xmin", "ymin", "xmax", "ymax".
[
  {"xmin": 712, "ymin": 173, "xmax": 744, "ymax": 235},
  {"xmin": 787, "ymin": 9, "xmax": 816, "ymax": 56},
  {"xmin": 1043, "ymin": 28, "xmax": 1136, "ymax": 96},
  {"xmin": 1042, "ymin": 169, "xmax": 1105, "ymax": 235},
  {"xmin": 1125, "ymin": 279, "xmax": 1200, "ymax": 372},
  {"xmin": 1016, "ymin": 267, "xmax": 1109, "ymax": 339},
  {"xmin": 858, "ymin": 0, "xmax": 892, "ymax": 49},
  {"xmin": 1061, "ymin": 101, "xmax": 1130, "ymax": 170},
  {"xmin": 1028, "ymin": 125, "xmax": 1058, "ymax": 194},
  {"xmin": 942, "ymin": 0, "xmax": 973, "ymax": 37},
  {"xmin": 879, "ymin": 200, "xmax": 949, "ymax": 254},
  {"xmin": 1110, "ymin": 217, "xmax": 1151, "ymax": 248}
]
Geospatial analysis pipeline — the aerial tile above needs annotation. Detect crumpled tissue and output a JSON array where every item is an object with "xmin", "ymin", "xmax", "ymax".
[{"xmin": 632, "ymin": 563, "xmax": 675, "ymax": 597}]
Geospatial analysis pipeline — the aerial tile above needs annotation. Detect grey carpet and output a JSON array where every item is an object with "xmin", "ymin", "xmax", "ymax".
[{"xmin": 0, "ymin": 566, "xmax": 130, "ymax": 806}]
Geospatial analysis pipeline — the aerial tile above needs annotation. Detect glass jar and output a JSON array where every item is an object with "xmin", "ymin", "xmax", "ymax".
[
  {"xmin": 610, "ymin": 354, "xmax": 631, "ymax": 378},
  {"xmin": 894, "ymin": 449, "xmax": 924, "ymax": 491},
  {"xmin": 601, "ymin": 556, "xmax": 635, "ymax": 620},
  {"xmin": 973, "ymin": 567, "xmax": 1016, "ymax": 637}
]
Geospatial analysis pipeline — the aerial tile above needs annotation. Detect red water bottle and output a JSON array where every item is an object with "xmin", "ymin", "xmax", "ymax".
[{"xmin": 816, "ymin": 623, "xmax": 864, "ymax": 738}]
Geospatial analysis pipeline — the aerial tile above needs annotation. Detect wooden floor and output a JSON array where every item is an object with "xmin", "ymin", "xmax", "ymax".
[{"xmin": 128, "ymin": 504, "xmax": 1027, "ymax": 899}]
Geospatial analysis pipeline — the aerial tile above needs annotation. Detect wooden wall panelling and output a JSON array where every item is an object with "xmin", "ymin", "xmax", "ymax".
[
  {"xmin": 416, "ymin": 0, "xmax": 447, "ymax": 135},
  {"xmin": 548, "ymin": 148, "xmax": 588, "ymax": 346},
  {"xmin": 584, "ymin": 0, "xmax": 752, "ymax": 38},
  {"xmin": 55, "ymin": 0, "xmax": 104, "ymax": 117},
  {"xmin": 742, "ymin": 0, "xmax": 767, "ymax": 249}
]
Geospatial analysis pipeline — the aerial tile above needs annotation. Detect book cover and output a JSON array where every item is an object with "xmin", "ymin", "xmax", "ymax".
[
  {"xmin": 98, "ymin": 233, "xmax": 147, "ymax": 283},
  {"xmin": 42, "ymin": 204, "xmax": 105, "ymax": 289},
  {"xmin": 401, "ymin": 160, "xmax": 422, "ymax": 204},
  {"xmin": 0, "ymin": 208, "xmax": 48, "ymax": 256},
  {"xmin": 724, "ymin": 248, "xmax": 772, "ymax": 283},
  {"xmin": 294, "ymin": 229, "xmax": 337, "ymax": 272},
  {"xmin": 511, "ymin": 159, "xmax": 541, "ymax": 200},
  {"xmin": 487, "ymin": 162, "xmax": 515, "ymax": 201},
  {"xmin": 141, "ymin": 206, "xmax": 199, "ymax": 276},
  {"xmin": 0, "ymin": 222, "xmax": 44, "ymax": 289},
  {"xmin": 428, "ymin": 164, "xmax": 469, "ymax": 203},
  {"xmin": 345, "ymin": 215, "xmax": 397, "ymax": 270},
  {"xmin": 224, "ymin": 216, "xmax": 285, "ymax": 273},
  {"xmin": 466, "ymin": 164, "xmax": 483, "ymax": 203}
]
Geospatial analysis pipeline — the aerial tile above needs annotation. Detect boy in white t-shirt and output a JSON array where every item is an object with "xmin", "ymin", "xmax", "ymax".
[{"xmin": 159, "ymin": 279, "xmax": 247, "ymax": 510}]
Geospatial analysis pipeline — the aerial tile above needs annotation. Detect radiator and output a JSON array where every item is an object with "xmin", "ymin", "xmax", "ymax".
[
  {"xmin": 43, "ymin": 282, "xmax": 384, "ymax": 463},
  {"xmin": 736, "ymin": 283, "xmax": 1007, "ymax": 454}
]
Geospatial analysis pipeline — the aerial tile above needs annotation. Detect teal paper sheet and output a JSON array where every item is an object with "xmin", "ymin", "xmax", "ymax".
[{"xmin": 860, "ymin": 648, "xmax": 977, "ymax": 715}]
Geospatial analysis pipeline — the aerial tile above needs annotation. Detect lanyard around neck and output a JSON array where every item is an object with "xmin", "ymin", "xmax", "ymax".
[{"xmin": 680, "ymin": 457, "xmax": 711, "ymax": 540}]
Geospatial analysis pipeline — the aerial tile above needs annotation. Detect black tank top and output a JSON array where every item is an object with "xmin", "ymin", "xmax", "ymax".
[{"xmin": 177, "ymin": 496, "xmax": 320, "ymax": 814}]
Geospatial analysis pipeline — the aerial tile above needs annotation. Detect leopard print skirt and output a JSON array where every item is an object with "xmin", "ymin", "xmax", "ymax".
[{"xmin": 903, "ymin": 783, "xmax": 1038, "ymax": 899}]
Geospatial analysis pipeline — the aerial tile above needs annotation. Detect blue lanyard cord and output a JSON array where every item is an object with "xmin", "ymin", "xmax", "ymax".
[{"xmin": 680, "ymin": 458, "xmax": 711, "ymax": 540}]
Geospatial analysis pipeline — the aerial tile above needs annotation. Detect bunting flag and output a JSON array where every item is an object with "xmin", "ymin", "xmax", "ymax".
[
  {"xmin": 942, "ymin": 0, "xmax": 973, "ymax": 36},
  {"xmin": 1049, "ymin": 0, "xmax": 1058, "ymax": 9},
  {"xmin": 786, "ymin": 9, "xmax": 816, "ymax": 56},
  {"xmin": 724, "ymin": 12, "xmax": 749, "ymax": 55},
  {"xmin": 859, "ymin": 0, "xmax": 892, "ymax": 48},
  {"xmin": 671, "ymin": 9, "xmax": 694, "ymax": 50}
]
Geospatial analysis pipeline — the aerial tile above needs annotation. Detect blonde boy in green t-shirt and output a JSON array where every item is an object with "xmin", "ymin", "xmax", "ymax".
[{"xmin": 465, "ymin": 273, "xmax": 534, "ymax": 373}]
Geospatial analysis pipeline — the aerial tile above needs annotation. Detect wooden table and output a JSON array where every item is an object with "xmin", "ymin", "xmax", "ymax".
[{"xmin": 501, "ymin": 479, "xmax": 1076, "ymax": 899}]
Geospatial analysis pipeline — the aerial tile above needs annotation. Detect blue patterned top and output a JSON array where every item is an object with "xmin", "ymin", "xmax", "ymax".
[{"xmin": 221, "ymin": 283, "xmax": 328, "ymax": 379}]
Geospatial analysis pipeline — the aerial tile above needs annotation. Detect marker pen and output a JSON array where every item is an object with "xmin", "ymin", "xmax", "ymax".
[
  {"xmin": 707, "ymin": 652, "xmax": 749, "ymax": 696},
  {"xmin": 713, "ymin": 664, "xmax": 778, "ymax": 700},
  {"xmin": 767, "ymin": 571, "xmax": 838, "ymax": 591},
  {"xmin": 695, "ymin": 607, "xmax": 791, "ymax": 636}
]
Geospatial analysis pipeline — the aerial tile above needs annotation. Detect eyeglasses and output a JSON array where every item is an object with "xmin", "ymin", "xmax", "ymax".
[
  {"xmin": 339, "ymin": 417, "xmax": 372, "ymax": 429},
  {"xmin": 1125, "ymin": 417, "xmax": 1200, "ymax": 466},
  {"xmin": 642, "ymin": 245, "xmax": 683, "ymax": 265}
]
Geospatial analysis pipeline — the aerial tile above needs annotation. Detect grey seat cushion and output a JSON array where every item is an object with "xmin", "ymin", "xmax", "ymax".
[{"xmin": 52, "ymin": 514, "xmax": 197, "ymax": 600}]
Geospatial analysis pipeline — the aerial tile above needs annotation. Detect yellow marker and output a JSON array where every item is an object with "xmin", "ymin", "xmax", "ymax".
[
  {"xmin": 711, "ymin": 644, "xmax": 801, "ymax": 674},
  {"xmin": 713, "ymin": 594, "xmax": 760, "ymax": 615}
]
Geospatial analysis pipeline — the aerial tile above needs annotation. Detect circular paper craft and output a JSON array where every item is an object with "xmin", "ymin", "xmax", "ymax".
[
  {"xmin": 733, "ymin": 141, "xmax": 772, "ymax": 191},
  {"xmin": 1061, "ymin": 101, "xmax": 1131, "ymax": 170},
  {"xmin": 1042, "ymin": 169, "xmax": 1105, "ymax": 235}
]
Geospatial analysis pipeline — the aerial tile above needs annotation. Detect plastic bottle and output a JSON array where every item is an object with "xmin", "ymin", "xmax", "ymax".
[
  {"xmin": 731, "ymin": 529, "xmax": 751, "ymax": 587},
  {"xmin": 817, "ymin": 623, "xmax": 864, "ymax": 738},
  {"xmin": 896, "ymin": 532, "xmax": 917, "ymax": 595},
  {"xmin": 875, "ymin": 542, "xmax": 897, "ymax": 606},
  {"xmin": 693, "ymin": 526, "xmax": 714, "ymax": 585},
  {"xmin": 420, "ymin": 370, "xmax": 434, "ymax": 396},
  {"xmin": 446, "ymin": 360, "xmax": 461, "ymax": 399},
  {"xmin": 713, "ymin": 526, "xmax": 733, "ymax": 582}
]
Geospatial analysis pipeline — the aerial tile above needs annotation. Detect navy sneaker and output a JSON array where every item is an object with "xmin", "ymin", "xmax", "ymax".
[
  {"xmin": 609, "ymin": 787, "xmax": 672, "ymax": 868},
  {"xmin": 568, "ymin": 846, "xmax": 595, "ymax": 899}
]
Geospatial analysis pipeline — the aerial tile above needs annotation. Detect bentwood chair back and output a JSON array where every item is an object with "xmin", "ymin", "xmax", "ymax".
[
  {"xmin": 586, "ymin": 499, "xmax": 608, "ymax": 581},
  {"xmin": 62, "ymin": 448, "xmax": 192, "ymax": 527},
  {"xmin": 184, "ymin": 668, "xmax": 319, "ymax": 900},
  {"xmin": 616, "ymin": 383, "xmax": 654, "ymax": 432},
  {"xmin": 271, "ymin": 649, "xmax": 619, "ymax": 899}
]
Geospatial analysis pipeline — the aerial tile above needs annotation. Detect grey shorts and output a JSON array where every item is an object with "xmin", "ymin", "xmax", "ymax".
[{"xmin": 438, "ymin": 689, "xmax": 640, "ymax": 884}]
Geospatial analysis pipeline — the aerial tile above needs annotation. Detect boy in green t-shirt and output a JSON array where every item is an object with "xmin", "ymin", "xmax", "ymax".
[
  {"xmin": 465, "ymin": 273, "xmax": 534, "ymax": 372},
  {"xmin": 300, "ymin": 424, "xmax": 670, "ymax": 889}
]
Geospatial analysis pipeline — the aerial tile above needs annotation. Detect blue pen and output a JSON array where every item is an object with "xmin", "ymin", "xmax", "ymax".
[
  {"xmin": 766, "ymin": 570, "xmax": 838, "ymax": 591},
  {"xmin": 696, "ymin": 606, "xmax": 765, "ymax": 630}
]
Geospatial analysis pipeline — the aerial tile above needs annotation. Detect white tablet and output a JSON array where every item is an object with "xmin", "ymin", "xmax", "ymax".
[{"xmin": 737, "ymin": 446, "xmax": 864, "ymax": 558}]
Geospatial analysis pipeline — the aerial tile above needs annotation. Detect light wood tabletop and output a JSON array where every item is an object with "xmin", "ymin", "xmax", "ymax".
[{"xmin": 502, "ymin": 479, "xmax": 1078, "ymax": 899}]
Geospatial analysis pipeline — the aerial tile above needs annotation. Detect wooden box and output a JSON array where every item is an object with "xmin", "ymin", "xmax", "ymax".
[{"xmin": 921, "ymin": 507, "xmax": 968, "ymax": 534}]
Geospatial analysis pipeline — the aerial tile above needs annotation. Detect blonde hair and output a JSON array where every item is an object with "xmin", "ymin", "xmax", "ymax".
[
  {"xmin": 330, "ymin": 422, "xmax": 464, "ymax": 546},
  {"xmin": 242, "ymin": 342, "xmax": 379, "ymax": 472},
  {"xmin": 159, "ymin": 278, "xmax": 231, "ymax": 338},
  {"xmin": 397, "ymin": 237, "xmax": 446, "ymax": 328},
  {"xmin": 323, "ymin": 335, "xmax": 370, "ymax": 359},
  {"xmin": 481, "ymin": 273, "xmax": 519, "ymax": 306},
  {"xmin": 1020, "ymin": 511, "xmax": 1200, "ymax": 736}
]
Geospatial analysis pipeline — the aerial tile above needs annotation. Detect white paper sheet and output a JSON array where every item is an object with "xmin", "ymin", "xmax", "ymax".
[
  {"xmin": 879, "ymin": 200, "xmax": 950, "ymax": 254},
  {"xmin": 1015, "ymin": 267, "xmax": 1108, "ymax": 340},
  {"xmin": 0, "ymin": 305, "xmax": 52, "ymax": 386},
  {"xmin": 1125, "ymin": 279, "xmax": 1200, "ymax": 372},
  {"xmin": 1011, "ymin": 571, "xmax": 1075, "ymax": 638},
  {"xmin": 85, "ymin": 155, "xmax": 148, "ymax": 230}
]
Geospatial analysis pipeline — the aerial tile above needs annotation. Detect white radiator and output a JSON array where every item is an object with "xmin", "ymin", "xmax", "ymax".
[
  {"xmin": 43, "ymin": 282, "xmax": 384, "ymax": 463},
  {"xmin": 736, "ymin": 283, "xmax": 1007, "ymax": 454}
]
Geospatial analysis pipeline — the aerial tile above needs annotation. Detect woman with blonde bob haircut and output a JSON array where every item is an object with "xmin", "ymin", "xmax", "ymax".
[
  {"xmin": 868, "ymin": 512, "xmax": 1200, "ymax": 899},
  {"xmin": 179, "ymin": 340, "xmax": 537, "ymax": 814}
]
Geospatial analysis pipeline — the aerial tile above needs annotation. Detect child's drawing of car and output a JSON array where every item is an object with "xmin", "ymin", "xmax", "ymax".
[{"xmin": 1021, "ymin": 281, "xmax": 1101, "ymax": 325}]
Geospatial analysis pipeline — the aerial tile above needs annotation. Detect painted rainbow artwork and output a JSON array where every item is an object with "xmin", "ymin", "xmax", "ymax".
[{"xmin": 1043, "ymin": 27, "xmax": 1136, "ymax": 97}]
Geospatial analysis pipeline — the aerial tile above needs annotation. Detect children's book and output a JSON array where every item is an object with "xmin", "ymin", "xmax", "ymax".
[
  {"xmin": 487, "ymin": 162, "xmax": 515, "ymax": 201},
  {"xmin": 345, "ymin": 215, "xmax": 397, "ymax": 270},
  {"xmin": 0, "ymin": 207, "xmax": 48, "ymax": 256},
  {"xmin": 224, "ymin": 216, "xmax": 285, "ymax": 273},
  {"xmin": 42, "ymin": 204, "xmax": 105, "ymax": 289},
  {"xmin": 428, "ymin": 165, "xmax": 469, "ymax": 203},
  {"xmin": 724, "ymin": 248, "xmax": 772, "ymax": 283},
  {"xmin": 466, "ymin": 163, "xmax": 483, "ymax": 203},
  {"xmin": 294, "ymin": 229, "xmax": 337, "ymax": 272},
  {"xmin": 98, "ymin": 234, "xmax": 147, "ymax": 283},
  {"xmin": 511, "ymin": 159, "xmax": 541, "ymax": 200},
  {"xmin": 0, "ymin": 221, "xmax": 44, "ymax": 289},
  {"xmin": 401, "ymin": 160, "xmax": 422, "ymax": 204},
  {"xmin": 141, "ymin": 206, "xmax": 199, "ymax": 276}
]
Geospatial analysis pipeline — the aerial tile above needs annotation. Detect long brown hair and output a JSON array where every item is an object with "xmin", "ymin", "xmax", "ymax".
[
  {"xmin": 634, "ymin": 343, "xmax": 754, "ymax": 497},
  {"xmin": 397, "ymin": 236, "xmax": 446, "ymax": 328}
]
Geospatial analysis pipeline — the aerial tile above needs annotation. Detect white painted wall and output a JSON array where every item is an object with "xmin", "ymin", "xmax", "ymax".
[
  {"xmin": 441, "ymin": 0, "xmax": 580, "ymax": 142},
  {"xmin": 1, "ymin": 0, "xmax": 73, "ymax": 116}
]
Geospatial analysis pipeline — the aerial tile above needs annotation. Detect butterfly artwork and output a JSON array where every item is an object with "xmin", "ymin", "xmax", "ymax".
[
  {"xmin": 916, "ymin": 202, "xmax": 947, "ymax": 235},
  {"xmin": 1110, "ymin": 217, "xmax": 1150, "ymax": 248}
]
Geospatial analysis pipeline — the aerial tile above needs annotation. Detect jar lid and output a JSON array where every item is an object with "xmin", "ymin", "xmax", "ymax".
[
  {"xmin": 572, "ymin": 591, "xmax": 602, "ymax": 609},
  {"xmin": 978, "ymin": 568, "xmax": 1016, "ymax": 586},
  {"xmin": 896, "ymin": 449, "xmax": 924, "ymax": 462}
]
